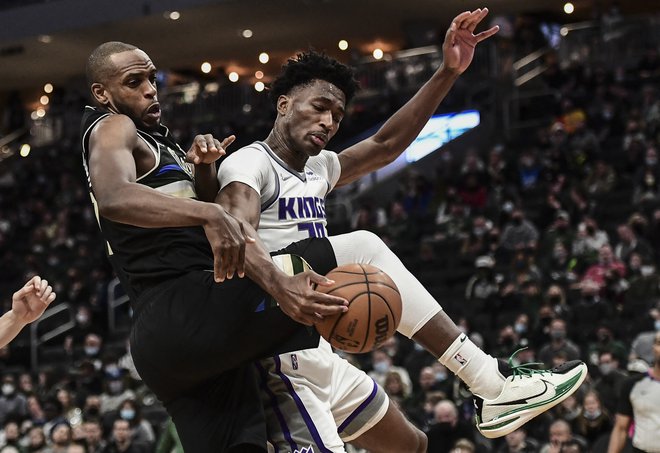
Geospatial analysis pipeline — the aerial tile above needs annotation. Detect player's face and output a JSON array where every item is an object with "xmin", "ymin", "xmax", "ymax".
[
  {"xmin": 280, "ymin": 79, "xmax": 346, "ymax": 156},
  {"xmin": 103, "ymin": 49, "xmax": 160, "ymax": 130}
]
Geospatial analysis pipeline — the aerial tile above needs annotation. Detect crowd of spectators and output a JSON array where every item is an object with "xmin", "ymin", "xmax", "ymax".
[{"xmin": 0, "ymin": 9, "xmax": 659, "ymax": 453}]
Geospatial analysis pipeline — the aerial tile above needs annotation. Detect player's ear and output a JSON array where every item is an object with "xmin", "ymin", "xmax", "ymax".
[
  {"xmin": 91, "ymin": 83, "xmax": 110, "ymax": 106},
  {"xmin": 276, "ymin": 95, "xmax": 289, "ymax": 116}
]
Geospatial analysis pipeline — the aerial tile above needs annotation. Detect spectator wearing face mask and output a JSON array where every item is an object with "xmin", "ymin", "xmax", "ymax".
[
  {"xmin": 587, "ymin": 324, "xmax": 628, "ymax": 367},
  {"xmin": 0, "ymin": 375, "xmax": 27, "ymax": 426},
  {"xmin": 367, "ymin": 348, "xmax": 412, "ymax": 393},
  {"xmin": 571, "ymin": 217, "xmax": 609, "ymax": 267},
  {"xmin": 495, "ymin": 427, "xmax": 540, "ymax": 453},
  {"xmin": 500, "ymin": 209, "xmax": 539, "ymax": 255},
  {"xmin": 116, "ymin": 399, "xmax": 154, "ymax": 448},
  {"xmin": 572, "ymin": 390, "xmax": 612, "ymax": 445},
  {"xmin": 99, "ymin": 369, "xmax": 135, "ymax": 414},
  {"xmin": 426, "ymin": 400, "xmax": 479, "ymax": 453},
  {"xmin": 538, "ymin": 318, "xmax": 581, "ymax": 368}
]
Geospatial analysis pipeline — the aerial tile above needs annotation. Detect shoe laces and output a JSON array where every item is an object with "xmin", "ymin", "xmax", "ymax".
[{"xmin": 507, "ymin": 347, "xmax": 553, "ymax": 380}]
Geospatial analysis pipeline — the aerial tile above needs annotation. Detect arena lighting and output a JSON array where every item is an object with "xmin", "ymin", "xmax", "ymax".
[
  {"xmin": 564, "ymin": 3, "xmax": 574, "ymax": 14},
  {"xmin": 259, "ymin": 52, "xmax": 269, "ymax": 64},
  {"xmin": 255, "ymin": 81, "xmax": 265, "ymax": 92},
  {"xmin": 228, "ymin": 72, "xmax": 239, "ymax": 82},
  {"xmin": 43, "ymin": 83, "xmax": 53, "ymax": 93},
  {"xmin": 19, "ymin": 144, "xmax": 31, "ymax": 158},
  {"xmin": 40, "ymin": 95, "xmax": 49, "ymax": 105},
  {"xmin": 242, "ymin": 29, "xmax": 253, "ymax": 38},
  {"xmin": 255, "ymin": 70, "xmax": 264, "ymax": 79},
  {"xmin": 338, "ymin": 40, "xmax": 349, "ymax": 51},
  {"xmin": 36, "ymin": 108, "xmax": 46, "ymax": 118},
  {"xmin": 169, "ymin": 11, "xmax": 180, "ymax": 20},
  {"xmin": 404, "ymin": 110, "xmax": 481, "ymax": 162},
  {"xmin": 30, "ymin": 111, "xmax": 39, "ymax": 120},
  {"xmin": 560, "ymin": 27, "xmax": 569, "ymax": 37},
  {"xmin": 200, "ymin": 62, "xmax": 212, "ymax": 73},
  {"xmin": 373, "ymin": 48, "xmax": 384, "ymax": 60},
  {"xmin": 38, "ymin": 35, "xmax": 52, "ymax": 44}
]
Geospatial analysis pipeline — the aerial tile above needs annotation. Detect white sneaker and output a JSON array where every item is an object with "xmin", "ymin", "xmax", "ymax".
[{"xmin": 474, "ymin": 356, "xmax": 587, "ymax": 438}]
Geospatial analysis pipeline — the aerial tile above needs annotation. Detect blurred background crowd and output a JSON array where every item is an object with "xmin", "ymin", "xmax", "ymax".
[{"xmin": 0, "ymin": 1, "xmax": 660, "ymax": 452}]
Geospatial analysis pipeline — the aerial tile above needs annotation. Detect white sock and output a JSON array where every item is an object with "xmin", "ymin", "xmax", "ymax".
[{"xmin": 439, "ymin": 335, "xmax": 504, "ymax": 399}]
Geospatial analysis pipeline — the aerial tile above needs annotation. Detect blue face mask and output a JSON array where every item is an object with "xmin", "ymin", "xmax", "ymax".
[
  {"xmin": 373, "ymin": 361, "xmax": 390, "ymax": 374},
  {"xmin": 120, "ymin": 409, "xmax": 135, "ymax": 420}
]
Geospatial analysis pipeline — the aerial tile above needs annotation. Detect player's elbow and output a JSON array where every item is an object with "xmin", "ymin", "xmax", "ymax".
[{"xmin": 95, "ymin": 191, "xmax": 128, "ymax": 221}]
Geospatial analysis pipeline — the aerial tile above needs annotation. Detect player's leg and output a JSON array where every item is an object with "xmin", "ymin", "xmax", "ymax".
[
  {"xmin": 326, "ymin": 231, "xmax": 587, "ymax": 438},
  {"xmin": 163, "ymin": 364, "xmax": 267, "ymax": 452},
  {"xmin": 346, "ymin": 402, "xmax": 426, "ymax": 453},
  {"xmin": 257, "ymin": 354, "xmax": 347, "ymax": 453}
]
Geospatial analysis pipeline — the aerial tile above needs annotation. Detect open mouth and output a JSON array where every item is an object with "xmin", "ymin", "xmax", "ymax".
[
  {"xmin": 310, "ymin": 133, "xmax": 327, "ymax": 147},
  {"xmin": 146, "ymin": 103, "xmax": 161, "ymax": 117}
]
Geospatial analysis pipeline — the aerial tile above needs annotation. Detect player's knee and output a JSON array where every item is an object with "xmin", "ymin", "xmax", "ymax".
[{"xmin": 352, "ymin": 230, "xmax": 387, "ymax": 255}]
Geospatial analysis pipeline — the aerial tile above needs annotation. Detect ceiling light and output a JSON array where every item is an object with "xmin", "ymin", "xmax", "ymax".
[
  {"xmin": 242, "ymin": 29, "xmax": 253, "ymax": 38},
  {"xmin": 228, "ymin": 72, "xmax": 239, "ymax": 82},
  {"xmin": 259, "ymin": 52, "xmax": 269, "ymax": 64},
  {"xmin": 38, "ymin": 35, "xmax": 52, "ymax": 44},
  {"xmin": 36, "ymin": 108, "xmax": 46, "ymax": 118},
  {"xmin": 255, "ymin": 81, "xmax": 265, "ymax": 92},
  {"xmin": 564, "ymin": 3, "xmax": 574, "ymax": 14},
  {"xmin": 40, "ymin": 95, "xmax": 49, "ymax": 105},
  {"xmin": 255, "ymin": 70, "xmax": 264, "ymax": 79},
  {"xmin": 44, "ymin": 83, "xmax": 53, "ymax": 93},
  {"xmin": 560, "ymin": 27, "xmax": 569, "ymax": 36},
  {"xmin": 20, "ymin": 144, "xmax": 31, "ymax": 157},
  {"xmin": 338, "ymin": 40, "xmax": 349, "ymax": 51},
  {"xmin": 201, "ymin": 62, "xmax": 212, "ymax": 74},
  {"xmin": 169, "ymin": 11, "xmax": 180, "ymax": 20},
  {"xmin": 373, "ymin": 48, "xmax": 384, "ymax": 60}
]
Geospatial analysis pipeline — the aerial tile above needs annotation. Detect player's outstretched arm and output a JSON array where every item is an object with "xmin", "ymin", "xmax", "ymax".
[
  {"xmin": 0, "ymin": 276, "xmax": 56, "ymax": 348},
  {"xmin": 607, "ymin": 414, "xmax": 631, "ymax": 453},
  {"xmin": 334, "ymin": 8, "xmax": 498, "ymax": 188}
]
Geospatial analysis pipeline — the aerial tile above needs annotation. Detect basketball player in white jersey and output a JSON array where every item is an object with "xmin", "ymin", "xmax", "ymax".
[{"xmin": 212, "ymin": 9, "xmax": 587, "ymax": 453}]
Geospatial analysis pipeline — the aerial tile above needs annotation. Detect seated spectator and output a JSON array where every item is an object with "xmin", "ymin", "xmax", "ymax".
[
  {"xmin": 580, "ymin": 244, "xmax": 626, "ymax": 290},
  {"xmin": 538, "ymin": 318, "xmax": 581, "ymax": 367},
  {"xmin": 0, "ymin": 374, "xmax": 27, "ymax": 426},
  {"xmin": 593, "ymin": 350, "xmax": 628, "ymax": 416},
  {"xmin": 583, "ymin": 159, "xmax": 616, "ymax": 196},
  {"xmin": 367, "ymin": 348, "xmax": 412, "ymax": 393},
  {"xmin": 460, "ymin": 216, "xmax": 494, "ymax": 261},
  {"xmin": 586, "ymin": 323, "xmax": 628, "ymax": 366},
  {"xmin": 82, "ymin": 417, "xmax": 106, "ymax": 453},
  {"xmin": 26, "ymin": 426, "xmax": 47, "ymax": 453},
  {"xmin": 499, "ymin": 208, "xmax": 539, "ymax": 255},
  {"xmin": 539, "ymin": 419, "xmax": 587, "ymax": 453},
  {"xmin": 632, "ymin": 146, "xmax": 660, "ymax": 206},
  {"xmin": 516, "ymin": 149, "xmax": 544, "ymax": 191},
  {"xmin": 572, "ymin": 390, "xmax": 612, "ymax": 445},
  {"xmin": 0, "ymin": 420, "xmax": 23, "ymax": 452},
  {"xmin": 496, "ymin": 427, "xmax": 540, "ymax": 453},
  {"xmin": 383, "ymin": 370, "xmax": 411, "ymax": 408},
  {"xmin": 614, "ymin": 223, "xmax": 654, "ymax": 264},
  {"xmin": 541, "ymin": 242, "xmax": 578, "ymax": 287},
  {"xmin": 426, "ymin": 400, "xmax": 476, "ymax": 453},
  {"xmin": 540, "ymin": 210, "xmax": 575, "ymax": 255},
  {"xmin": 571, "ymin": 281, "xmax": 615, "ymax": 344},
  {"xmin": 571, "ymin": 217, "xmax": 609, "ymax": 268},
  {"xmin": 102, "ymin": 418, "xmax": 149, "ymax": 453},
  {"xmin": 45, "ymin": 421, "xmax": 72, "ymax": 453},
  {"xmin": 116, "ymin": 399, "xmax": 155, "ymax": 449},
  {"xmin": 99, "ymin": 369, "xmax": 135, "ymax": 414}
]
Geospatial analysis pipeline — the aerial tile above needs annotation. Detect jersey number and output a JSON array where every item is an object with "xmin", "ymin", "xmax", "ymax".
[{"xmin": 297, "ymin": 222, "xmax": 327, "ymax": 238}]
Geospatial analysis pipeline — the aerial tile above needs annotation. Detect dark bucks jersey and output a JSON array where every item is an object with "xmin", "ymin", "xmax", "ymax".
[{"xmin": 80, "ymin": 106, "xmax": 213, "ymax": 297}]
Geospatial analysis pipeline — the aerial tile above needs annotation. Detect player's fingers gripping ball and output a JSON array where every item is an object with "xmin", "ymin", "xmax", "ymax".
[{"xmin": 315, "ymin": 263, "xmax": 402, "ymax": 353}]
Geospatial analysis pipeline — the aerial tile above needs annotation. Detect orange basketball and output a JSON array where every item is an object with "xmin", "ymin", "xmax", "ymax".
[{"xmin": 315, "ymin": 263, "xmax": 402, "ymax": 353}]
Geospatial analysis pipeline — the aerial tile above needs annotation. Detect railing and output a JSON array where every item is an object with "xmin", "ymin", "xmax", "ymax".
[
  {"xmin": 30, "ymin": 303, "xmax": 75, "ymax": 371},
  {"xmin": 107, "ymin": 278, "xmax": 130, "ymax": 334},
  {"xmin": 0, "ymin": 128, "xmax": 27, "ymax": 162}
]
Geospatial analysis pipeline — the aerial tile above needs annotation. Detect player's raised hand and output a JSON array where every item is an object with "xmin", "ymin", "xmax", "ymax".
[
  {"xmin": 203, "ymin": 205, "xmax": 256, "ymax": 282},
  {"xmin": 274, "ymin": 271, "xmax": 348, "ymax": 326},
  {"xmin": 11, "ymin": 276, "xmax": 56, "ymax": 325},
  {"xmin": 186, "ymin": 134, "xmax": 235, "ymax": 165},
  {"xmin": 442, "ymin": 8, "xmax": 499, "ymax": 75}
]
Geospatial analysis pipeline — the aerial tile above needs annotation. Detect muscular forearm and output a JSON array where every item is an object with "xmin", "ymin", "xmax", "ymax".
[
  {"xmin": 371, "ymin": 65, "xmax": 459, "ymax": 159},
  {"xmin": 194, "ymin": 163, "xmax": 219, "ymax": 202},
  {"xmin": 0, "ymin": 311, "xmax": 26, "ymax": 348},
  {"xmin": 240, "ymin": 223, "xmax": 290, "ymax": 297},
  {"xmin": 97, "ymin": 183, "xmax": 220, "ymax": 228},
  {"xmin": 607, "ymin": 426, "xmax": 628, "ymax": 453}
]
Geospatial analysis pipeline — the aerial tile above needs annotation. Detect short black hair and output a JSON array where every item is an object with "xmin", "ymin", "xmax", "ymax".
[
  {"xmin": 269, "ymin": 50, "xmax": 359, "ymax": 106},
  {"xmin": 86, "ymin": 41, "xmax": 137, "ymax": 87}
]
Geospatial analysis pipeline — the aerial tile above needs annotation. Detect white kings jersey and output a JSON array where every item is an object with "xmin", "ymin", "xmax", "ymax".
[{"xmin": 217, "ymin": 141, "xmax": 341, "ymax": 251}]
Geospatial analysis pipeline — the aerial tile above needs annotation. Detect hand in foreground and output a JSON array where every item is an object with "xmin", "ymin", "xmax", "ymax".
[
  {"xmin": 203, "ymin": 206, "xmax": 256, "ymax": 282},
  {"xmin": 186, "ymin": 134, "xmax": 236, "ymax": 165},
  {"xmin": 274, "ymin": 271, "xmax": 349, "ymax": 326},
  {"xmin": 11, "ymin": 276, "xmax": 56, "ymax": 325},
  {"xmin": 442, "ymin": 8, "xmax": 499, "ymax": 74}
]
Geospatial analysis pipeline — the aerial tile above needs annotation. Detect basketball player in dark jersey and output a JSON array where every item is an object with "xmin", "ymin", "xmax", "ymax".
[{"xmin": 80, "ymin": 41, "xmax": 349, "ymax": 453}]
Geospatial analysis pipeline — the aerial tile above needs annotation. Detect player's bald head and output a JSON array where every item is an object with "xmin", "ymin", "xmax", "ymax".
[{"xmin": 86, "ymin": 41, "xmax": 138, "ymax": 86}]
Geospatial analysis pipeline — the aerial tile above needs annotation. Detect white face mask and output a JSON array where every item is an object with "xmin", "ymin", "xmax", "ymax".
[
  {"xmin": 1, "ymin": 384, "xmax": 15, "ymax": 396},
  {"xmin": 373, "ymin": 361, "xmax": 390, "ymax": 374}
]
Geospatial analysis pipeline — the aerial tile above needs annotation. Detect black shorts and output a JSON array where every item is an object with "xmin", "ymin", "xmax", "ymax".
[{"xmin": 130, "ymin": 237, "xmax": 336, "ymax": 453}]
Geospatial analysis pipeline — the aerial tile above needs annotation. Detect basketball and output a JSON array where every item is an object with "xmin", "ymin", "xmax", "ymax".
[{"xmin": 315, "ymin": 263, "xmax": 402, "ymax": 353}]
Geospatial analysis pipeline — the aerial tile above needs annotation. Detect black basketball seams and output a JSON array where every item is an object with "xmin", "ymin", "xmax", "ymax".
[{"xmin": 323, "ymin": 280, "xmax": 399, "ymax": 295}]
